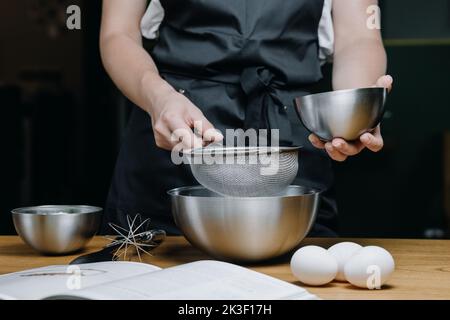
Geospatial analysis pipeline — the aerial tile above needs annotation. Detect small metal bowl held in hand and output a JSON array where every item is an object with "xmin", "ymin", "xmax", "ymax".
[
  {"xmin": 294, "ymin": 87, "xmax": 387, "ymax": 141},
  {"xmin": 12, "ymin": 205, "xmax": 102, "ymax": 255}
]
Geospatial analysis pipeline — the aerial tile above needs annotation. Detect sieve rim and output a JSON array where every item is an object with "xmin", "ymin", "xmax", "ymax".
[{"xmin": 184, "ymin": 146, "xmax": 301, "ymax": 157}]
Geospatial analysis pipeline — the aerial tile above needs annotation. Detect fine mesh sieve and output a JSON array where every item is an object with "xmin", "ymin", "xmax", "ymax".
[{"xmin": 185, "ymin": 146, "xmax": 300, "ymax": 197}]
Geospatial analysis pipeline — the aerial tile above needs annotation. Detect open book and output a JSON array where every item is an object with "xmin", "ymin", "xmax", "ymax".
[{"xmin": 0, "ymin": 260, "xmax": 317, "ymax": 300}]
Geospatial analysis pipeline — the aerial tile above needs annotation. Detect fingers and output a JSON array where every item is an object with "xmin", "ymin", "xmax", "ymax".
[
  {"xmin": 308, "ymin": 134, "xmax": 325, "ymax": 149},
  {"xmin": 152, "ymin": 116, "xmax": 175, "ymax": 150},
  {"xmin": 325, "ymin": 142, "xmax": 347, "ymax": 162},
  {"xmin": 331, "ymin": 138, "xmax": 365, "ymax": 156},
  {"xmin": 154, "ymin": 106, "xmax": 222, "ymax": 151},
  {"xmin": 151, "ymin": 89, "xmax": 223, "ymax": 150},
  {"xmin": 191, "ymin": 112, "xmax": 224, "ymax": 144},
  {"xmin": 376, "ymin": 75, "xmax": 393, "ymax": 92},
  {"xmin": 168, "ymin": 118, "xmax": 204, "ymax": 150},
  {"xmin": 309, "ymin": 134, "xmax": 347, "ymax": 161},
  {"xmin": 307, "ymin": 76, "xmax": 391, "ymax": 161},
  {"xmin": 360, "ymin": 127, "xmax": 384, "ymax": 152},
  {"xmin": 154, "ymin": 108, "xmax": 202, "ymax": 150},
  {"xmin": 309, "ymin": 134, "xmax": 357, "ymax": 161}
]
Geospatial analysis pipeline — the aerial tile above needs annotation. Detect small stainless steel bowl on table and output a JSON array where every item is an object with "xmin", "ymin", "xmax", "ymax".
[
  {"xmin": 12, "ymin": 205, "xmax": 102, "ymax": 255},
  {"xmin": 168, "ymin": 186, "xmax": 320, "ymax": 262},
  {"xmin": 294, "ymin": 87, "xmax": 387, "ymax": 141}
]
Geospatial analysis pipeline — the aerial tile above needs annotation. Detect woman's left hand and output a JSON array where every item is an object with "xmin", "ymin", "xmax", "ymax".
[{"xmin": 308, "ymin": 75, "xmax": 393, "ymax": 162}]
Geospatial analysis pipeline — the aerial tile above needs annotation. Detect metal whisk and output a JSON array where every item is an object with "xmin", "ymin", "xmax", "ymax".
[
  {"xmin": 70, "ymin": 214, "xmax": 166, "ymax": 264},
  {"xmin": 105, "ymin": 214, "xmax": 166, "ymax": 261}
]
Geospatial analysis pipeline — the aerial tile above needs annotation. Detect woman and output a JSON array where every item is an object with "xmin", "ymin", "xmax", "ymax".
[{"xmin": 100, "ymin": 0, "xmax": 393, "ymax": 235}]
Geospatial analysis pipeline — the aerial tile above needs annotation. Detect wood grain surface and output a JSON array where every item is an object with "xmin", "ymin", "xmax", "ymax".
[{"xmin": 1, "ymin": 236, "xmax": 449, "ymax": 300}]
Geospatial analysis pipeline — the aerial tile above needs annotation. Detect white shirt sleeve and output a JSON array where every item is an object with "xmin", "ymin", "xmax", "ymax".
[
  {"xmin": 140, "ymin": 0, "xmax": 334, "ymax": 63},
  {"xmin": 140, "ymin": 0, "xmax": 165, "ymax": 39},
  {"xmin": 318, "ymin": 0, "xmax": 334, "ymax": 64}
]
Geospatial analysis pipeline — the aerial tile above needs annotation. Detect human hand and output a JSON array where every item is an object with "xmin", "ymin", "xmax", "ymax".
[
  {"xmin": 148, "ymin": 89, "xmax": 223, "ymax": 151},
  {"xmin": 308, "ymin": 75, "xmax": 393, "ymax": 162}
]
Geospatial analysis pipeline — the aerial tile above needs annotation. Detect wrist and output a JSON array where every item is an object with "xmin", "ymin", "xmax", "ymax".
[{"xmin": 140, "ymin": 71, "xmax": 175, "ymax": 114}]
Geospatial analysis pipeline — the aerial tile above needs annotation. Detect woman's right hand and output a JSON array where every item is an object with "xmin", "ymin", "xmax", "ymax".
[{"xmin": 148, "ymin": 88, "xmax": 223, "ymax": 151}]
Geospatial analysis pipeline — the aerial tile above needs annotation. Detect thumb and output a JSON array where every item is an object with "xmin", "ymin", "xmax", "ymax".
[
  {"xmin": 376, "ymin": 75, "xmax": 393, "ymax": 92},
  {"xmin": 192, "ymin": 113, "xmax": 224, "ymax": 143}
]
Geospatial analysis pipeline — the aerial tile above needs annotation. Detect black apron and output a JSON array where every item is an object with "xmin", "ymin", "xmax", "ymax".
[{"xmin": 102, "ymin": 0, "xmax": 338, "ymax": 236}]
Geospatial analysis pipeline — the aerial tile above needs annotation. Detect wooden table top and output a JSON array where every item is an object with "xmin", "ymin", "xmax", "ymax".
[{"xmin": 1, "ymin": 236, "xmax": 449, "ymax": 300}]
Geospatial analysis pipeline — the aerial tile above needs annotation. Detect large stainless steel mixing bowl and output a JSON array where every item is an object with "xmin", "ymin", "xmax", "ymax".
[
  {"xmin": 168, "ymin": 186, "xmax": 320, "ymax": 262},
  {"xmin": 12, "ymin": 205, "xmax": 102, "ymax": 255},
  {"xmin": 294, "ymin": 87, "xmax": 387, "ymax": 141}
]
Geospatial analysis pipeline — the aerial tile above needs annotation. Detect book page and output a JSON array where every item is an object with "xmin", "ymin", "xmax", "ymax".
[
  {"xmin": 48, "ymin": 260, "xmax": 317, "ymax": 300},
  {"xmin": 0, "ymin": 261, "xmax": 161, "ymax": 300}
]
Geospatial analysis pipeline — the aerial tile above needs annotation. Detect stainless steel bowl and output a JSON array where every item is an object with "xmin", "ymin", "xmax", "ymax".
[
  {"xmin": 294, "ymin": 87, "xmax": 387, "ymax": 141},
  {"xmin": 168, "ymin": 186, "xmax": 320, "ymax": 262},
  {"xmin": 12, "ymin": 205, "xmax": 102, "ymax": 255}
]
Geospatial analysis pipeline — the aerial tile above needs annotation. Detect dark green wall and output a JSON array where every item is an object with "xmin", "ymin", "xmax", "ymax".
[
  {"xmin": 334, "ymin": 45, "xmax": 450, "ymax": 237},
  {"xmin": 382, "ymin": 0, "xmax": 450, "ymax": 39}
]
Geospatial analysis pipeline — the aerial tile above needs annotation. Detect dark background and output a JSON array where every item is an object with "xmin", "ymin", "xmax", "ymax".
[{"xmin": 1, "ymin": 0, "xmax": 449, "ymax": 238}]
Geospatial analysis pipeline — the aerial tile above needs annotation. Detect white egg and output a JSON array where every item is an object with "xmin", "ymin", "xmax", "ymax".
[
  {"xmin": 290, "ymin": 246, "xmax": 338, "ymax": 286},
  {"xmin": 344, "ymin": 246, "xmax": 395, "ymax": 289},
  {"xmin": 328, "ymin": 242, "xmax": 362, "ymax": 281}
]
